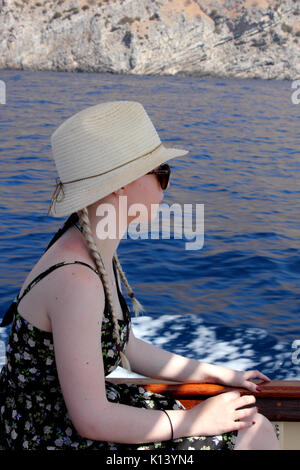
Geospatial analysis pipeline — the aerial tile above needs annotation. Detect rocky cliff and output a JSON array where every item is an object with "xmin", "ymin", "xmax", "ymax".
[{"xmin": 0, "ymin": 0, "xmax": 299, "ymax": 79}]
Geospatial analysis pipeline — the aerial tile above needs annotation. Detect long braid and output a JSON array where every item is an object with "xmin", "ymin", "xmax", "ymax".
[
  {"xmin": 113, "ymin": 252, "xmax": 145, "ymax": 317},
  {"xmin": 77, "ymin": 208, "xmax": 131, "ymax": 371}
]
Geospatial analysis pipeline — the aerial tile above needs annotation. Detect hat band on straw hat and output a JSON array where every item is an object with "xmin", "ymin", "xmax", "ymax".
[{"xmin": 47, "ymin": 142, "xmax": 163, "ymax": 216}]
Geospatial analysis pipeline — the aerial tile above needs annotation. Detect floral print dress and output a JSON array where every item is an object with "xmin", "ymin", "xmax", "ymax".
[{"xmin": 0, "ymin": 221, "xmax": 237, "ymax": 451}]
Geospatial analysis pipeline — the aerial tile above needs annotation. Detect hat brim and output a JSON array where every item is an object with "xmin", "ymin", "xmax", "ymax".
[{"xmin": 48, "ymin": 144, "xmax": 189, "ymax": 218}]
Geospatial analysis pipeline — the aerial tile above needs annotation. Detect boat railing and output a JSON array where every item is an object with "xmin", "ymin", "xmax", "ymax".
[{"xmin": 107, "ymin": 378, "xmax": 300, "ymax": 450}]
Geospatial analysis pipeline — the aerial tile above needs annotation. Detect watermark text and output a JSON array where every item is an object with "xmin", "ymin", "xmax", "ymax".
[
  {"xmin": 0, "ymin": 80, "xmax": 6, "ymax": 105},
  {"xmin": 291, "ymin": 80, "xmax": 300, "ymax": 104},
  {"xmin": 95, "ymin": 197, "xmax": 204, "ymax": 251},
  {"xmin": 292, "ymin": 339, "xmax": 300, "ymax": 365}
]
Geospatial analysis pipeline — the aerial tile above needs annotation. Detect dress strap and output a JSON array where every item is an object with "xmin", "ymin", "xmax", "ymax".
[
  {"xmin": 17, "ymin": 261, "xmax": 100, "ymax": 304},
  {"xmin": 0, "ymin": 261, "xmax": 101, "ymax": 327}
]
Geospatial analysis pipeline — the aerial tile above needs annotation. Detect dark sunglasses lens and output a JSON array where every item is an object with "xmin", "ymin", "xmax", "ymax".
[
  {"xmin": 148, "ymin": 164, "xmax": 171, "ymax": 190},
  {"xmin": 159, "ymin": 164, "xmax": 170, "ymax": 190},
  {"xmin": 159, "ymin": 174, "xmax": 168, "ymax": 190}
]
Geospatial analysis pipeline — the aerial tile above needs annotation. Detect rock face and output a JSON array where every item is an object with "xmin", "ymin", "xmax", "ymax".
[{"xmin": 0, "ymin": 0, "xmax": 299, "ymax": 79}]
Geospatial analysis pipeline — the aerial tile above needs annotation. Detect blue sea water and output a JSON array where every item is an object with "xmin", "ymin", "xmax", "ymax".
[{"xmin": 0, "ymin": 69, "xmax": 299, "ymax": 379}]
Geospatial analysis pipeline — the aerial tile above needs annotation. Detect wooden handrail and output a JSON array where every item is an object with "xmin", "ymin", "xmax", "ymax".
[
  {"xmin": 143, "ymin": 380, "xmax": 300, "ymax": 399},
  {"xmin": 106, "ymin": 378, "xmax": 300, "ymax": 422},
  {"xmin": 142, "ymin": 380, "xmax": 300, "ymax": 422}
]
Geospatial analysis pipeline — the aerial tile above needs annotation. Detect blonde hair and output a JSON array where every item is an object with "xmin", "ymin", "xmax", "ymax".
[{"xmin": 77, "ymin": 207, "xmax": 145, "ymax": 371}]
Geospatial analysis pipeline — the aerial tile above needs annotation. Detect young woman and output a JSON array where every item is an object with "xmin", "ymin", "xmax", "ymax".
[{"xmin": 0, "ymin": 101, "xmax": 280, "ymax": 450}]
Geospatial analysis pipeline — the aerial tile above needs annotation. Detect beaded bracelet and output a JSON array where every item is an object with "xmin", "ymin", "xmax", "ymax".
[{"xmin": 162, "ymin": 410, "xmax": 174, "ymax": 440}]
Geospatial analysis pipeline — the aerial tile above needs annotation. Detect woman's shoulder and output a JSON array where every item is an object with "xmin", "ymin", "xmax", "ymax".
[
  {"xmin": 17, "ymin": 229, "xmax": 103, "ymax": 331},
  {"xmin": 39, "ymin": 235, "xmax": 102, "ymax": 298},
  {"xmin": 21, "ymin": 227, "xmax": 99, "ymax": 295}
]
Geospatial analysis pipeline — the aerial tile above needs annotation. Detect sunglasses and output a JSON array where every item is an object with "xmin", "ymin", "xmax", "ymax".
[{"xmin": 147, "ymin": 163, "xmax": 171, "ymax": 190}]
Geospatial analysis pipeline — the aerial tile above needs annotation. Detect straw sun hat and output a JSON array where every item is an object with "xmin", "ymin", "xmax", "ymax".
[{"xmin": 47, "ymin": 101, "xmax": 189, "ymax": 217}]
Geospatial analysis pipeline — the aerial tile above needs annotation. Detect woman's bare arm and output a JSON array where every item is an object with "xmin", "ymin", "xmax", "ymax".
[
  {"xmin": 125, "ymin": 329, "xmax": 215, "ymax": 382},
  {"xmin": 125, "ymin": 330, "xmax": 270, "ymax": 392}
]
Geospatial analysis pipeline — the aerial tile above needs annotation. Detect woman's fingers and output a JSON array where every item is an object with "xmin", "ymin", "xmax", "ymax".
[
  {"xmin": 235, "ymin": 393, "xmax": 256, "ymax": 409},
  {"xmin": 244, "ymin": 369, "xmax": 271, "ymax": 382},
  {"xmin": 223, "ymin": 390, "xmax": 256, "ymax": 409},
  {"xmin": 233, "ymin": 419, "xmax": 256, "ymax": 431},
  {"xmin": 258, "ymin": 371, "xmax": 271, "ymax": 382},
  {"xmin": 244, "ymin": 380, "xmax": 262, "ymax": 393},
  {"xmin": 234, "ymin": 406, "xmax": 257, "ymax": 423},
  {"xmin": 221, "ymin": 390, "xmax": 241, "ymax": 402},
  {"xmin": 241, "ymin": 370, "xmax": 271, "ymax": 393}
]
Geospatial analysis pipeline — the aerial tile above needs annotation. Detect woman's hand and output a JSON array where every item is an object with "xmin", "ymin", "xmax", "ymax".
[
  {"xmin": 216, "ymin": 369, "xmax": 271, "ymax": 393},
  {"xmin": 186, "ymin": 391, "xmax": 257, "ymax": 437}
]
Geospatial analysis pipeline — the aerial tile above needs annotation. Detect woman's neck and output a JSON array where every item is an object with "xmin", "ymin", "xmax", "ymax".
[{"xmin": 74, "ymin": 212, "xmax": 125, "ymax": 269}]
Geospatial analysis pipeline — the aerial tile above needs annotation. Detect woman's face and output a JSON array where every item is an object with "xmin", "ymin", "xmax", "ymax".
[
  {"xmin": 90, "ymin": 164, "xmax": 170, "ymax": 234},
  {"xmin": 123, "ymin": 164, "xmax": 169, "ymax": 223}
]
